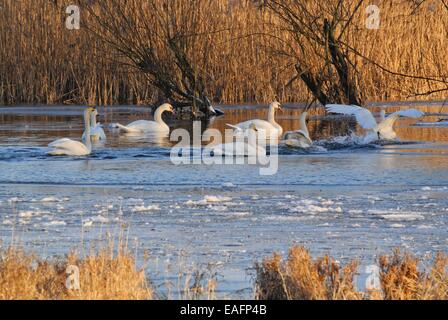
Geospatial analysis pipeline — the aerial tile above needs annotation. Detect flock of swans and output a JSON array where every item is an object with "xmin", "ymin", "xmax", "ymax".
[{"xmin": 46, "ymin": 102, "xmax": 426, "ymax": 157}]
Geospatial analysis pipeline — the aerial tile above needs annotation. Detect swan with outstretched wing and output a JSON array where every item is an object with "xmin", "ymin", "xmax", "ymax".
[{"xmin": 325, "ymin": 104, "xmax": 424, "ymax": 141}]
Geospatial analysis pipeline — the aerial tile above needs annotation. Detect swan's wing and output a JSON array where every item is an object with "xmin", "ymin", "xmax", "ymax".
[
  {"xmin": 392, "ymin": 109, "xmax": 425, "ymax": 119},
  {"xmin": 226, "ymin": 123, "xmax": 243, "ymax": 132},
  {"xmin": 325, "ymin": 104, "xmax": 377, "ymax": 130},
  {"xmin": 92, "ymin": 124, "xmax": 107, "ymax": 140},
  {"xmin": 48, "ymin": 139, "xmax": 86, "ymax": 151},
  {"xmin": 283, "ymin": 130, "xmax": 313, "ymax": 148},
  {"xmin": 48, "ymin": 138, "xmax": 72, "ymax": 148},
  {"xmin": 379, "ymin": 109, "xmax": 425, "ymax": 129},
  {"xmin": 110, "ymin": 123, "xmax": 140, "ymax": 133}
]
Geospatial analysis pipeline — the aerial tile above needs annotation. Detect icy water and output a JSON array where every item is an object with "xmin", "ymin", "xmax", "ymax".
[{"xmin": 1, "ymin": 103, "xmax": 448, "ymax": 299}]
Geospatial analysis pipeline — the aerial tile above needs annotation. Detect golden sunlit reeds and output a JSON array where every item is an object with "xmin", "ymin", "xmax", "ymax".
[
  {"xmin": 255, "ymin": 246, "xmax": 448, "ymax": 300},
  {"xmin": 1, "ymin": 244, "xmax": 447, "ymax": 300},
  {"xmin": 0, "ymin": 0, "xmax": 446, "ymax": 104},
  {"xmin": 0, "ymin": 244, "xmax": 153, "ymax": 300}
]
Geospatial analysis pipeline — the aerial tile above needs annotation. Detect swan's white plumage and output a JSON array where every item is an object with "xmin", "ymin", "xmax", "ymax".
[
  {"xmin": 48, "ymin": 139, "xmax": 91, "ymax": 156},
  {"xmin": 283, "ymin": 111, "xmax": 313, "ymax": 148},
  {"xmin": 48, "ymin": 108, "xmax": 94, "ymax": 156},
  {"xmin": 112, "ymin": 103, "xmax": 174, "ymax": 134},
  {"xmin": 82, "ymin": 109, "xmax": 106, "ymax": 141},
  {"xmin": 227, "ymin": 102, "xmax": 283, "ymax": 137},
  {"xmin": 207, "ymin": 124, "xmax": 266, "ymax": 157},
  {"xmin": 325, "ymin": 104, "xmax": 425, "ymax": 141},
  {"xmin": 325, "ymin": 104, "xmax": 377, "ymax": 130}
]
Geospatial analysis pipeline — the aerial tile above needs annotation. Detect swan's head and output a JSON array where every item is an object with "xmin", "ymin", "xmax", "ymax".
[
  {"xmin": 270, "ymin": 101, "xmax": 282, "ymax": 112},
  {"xmin": 158, "ymin": 103, "xmax": 175, "ymax": 115},
  {"xmin": 91, "ymin": 108, "xmax": 99, "ymax": 121},
  {"xmin": 249, "ymin": 123, "xmax": 258, "ymax": 132},
  {"xmin": 84, "ymin": 107, "xmax": 95, "ymax": 118}
]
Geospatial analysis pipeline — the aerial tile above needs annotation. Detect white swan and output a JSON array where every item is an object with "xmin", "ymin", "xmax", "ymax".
[
  {"xmin": 48, "ymin": 107, "xmax": 94, "ymax": 156},
  {"xmin": 226, "ymin": 101, "xmax": 283, "ymax": 137},
  {"xmin": 206, "ymin": 124, "xmax": 266, "ymax": 157},
  {"xmin": 112, "ymin": 103, "xmax": 174, "ymax": 134},
  {"xmin": 325, "ymin": 104, "xmax": 425, "ymax": 142},
  {"xmin": 283, "ymin": 111, "xmax": 313, "ymax": 148},
  {"xmin": 82, "ymin": 108, "xmax": 106, "ymax": 141}
]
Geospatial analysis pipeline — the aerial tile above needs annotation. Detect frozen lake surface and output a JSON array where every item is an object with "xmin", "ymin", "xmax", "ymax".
[{"xmin": 0, "ymin": 103, "xmax": 447, "ymax": 298}]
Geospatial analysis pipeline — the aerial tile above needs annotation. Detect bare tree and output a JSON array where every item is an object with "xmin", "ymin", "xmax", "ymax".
[
  {"xmin": 82, "ymin": 0, "xmax": 221, "ymax": 117},
  {"xmin": 262, "ymin": 0, "xmax": 366, "ymax": 106},
  {"xmin": 262, "ymin": 0, "xmax": 448, "ymax": 107}
]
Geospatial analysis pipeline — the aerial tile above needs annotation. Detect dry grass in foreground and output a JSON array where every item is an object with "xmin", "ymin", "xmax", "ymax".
[
  {"xmin": 255, "ymin": 246, "xmax": 448, "ymax": 300},
  {"xmin": 0, "ymin": 245, "xmax": 152, "ymax": 300}
]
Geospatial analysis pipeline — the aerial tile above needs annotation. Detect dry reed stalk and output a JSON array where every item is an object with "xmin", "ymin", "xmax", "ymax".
[
  {"xmin": 0, "ymin": 0, "xmax": 446, "ymax": 106},
  {"xmin": 255, "ymin": 246, "xmax": 362, "ymax": 300},
  {"xmin": 379, "ymin": 249, "xmax": 448, "ymax": 300},
  {"xmin": 0, "ymin": 244, "xmax": 152, "ymax": 300},
  {"xmin": 256, "ymin": 246, "xmax": 448, "ymax": 300}
]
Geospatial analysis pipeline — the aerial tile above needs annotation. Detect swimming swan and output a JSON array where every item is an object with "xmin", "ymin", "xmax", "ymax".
[
  {"xmin": 283, "ymin": 111, "xmax": 313, "ymax": 148},
  {"xmin": 226, "ymin": 101, "xmax": 283, "ymax": 137},
  {"xmin": 325, "ymin": 104, "xmax": 425, "ymax": 142},
  {"xmin": 112, "ymin": 103, "xmax": 175, "ymax": 134},
  {"xmin": 82, "ymin": 108, "xmax": 106, "ymax": 141},
  {"xmin": 207, "ymin": 124, "xmax": 266, "ymax": 157},
  {"xmin": 48, "ymin": 107, "xmax": 94, "ymax": 156}
]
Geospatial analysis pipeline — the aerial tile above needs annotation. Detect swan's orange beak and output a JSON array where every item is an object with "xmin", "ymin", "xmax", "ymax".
[{"xmin": 278, "ymin": 104, "xmax": 283, "ymax": 113}]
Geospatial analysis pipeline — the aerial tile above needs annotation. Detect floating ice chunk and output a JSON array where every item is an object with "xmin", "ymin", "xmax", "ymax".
[
  {"xmin": 2, "ymin": 219, "xmax": 14, "ymax": 225},
  {"xmin": 210, "ymin": 205, "xmax": 228, "ymax": 212},
  {"xmin": 83, "ymin": 220, "xmax": 93, "ymax": 228},
  {"xmin": 185, "ymin": 195, "xmax": 232, "ymax": 206},
  {"xmin": 222, "ymin": 182, "xmax": 236, "ymax": 188},
  {"xmin": 18, "ymin": 211, "xmax": 35, "ymax": 218},
  {"xmin": 131, "ymin": 204, "xmax": 161, "ymax": 213},
  {"xmin": 204, "ymin": 195, "xmax": 232, "ymax": 203},
  {"xmin": 92, "ymin": 215, "xmax": 109, "ymax": 223},
  {"xmin": 224, "ymin": 212, "xmax": 251, "ymax": 217},
  {"xmin": 7, "ymin": 197, "xmax": 22, "ymax": 204},
  {"xmin": 39, "ymin": 196, "xmax": 63, "ymax": 203},
  {"xmin": 390, "ymin": 224, "xmax": 405, "ymax": 228},
  {"xmin": 381, "ymin": 213, "xmax": 424, "ymax": 221},
  {"xmin": 43, "ymin": 220, "xmax": 67, "ymax": 226},
  {"xmin": 417, "ymin": 225, "xmax": 434, "ymax": 229},
  {"xmin": 289, "ymin": 199, "xmax": 342, "ymax": 215},
  {"xmin": 421, "ymin": 187, "xmax": 432, "ymax": 191}
]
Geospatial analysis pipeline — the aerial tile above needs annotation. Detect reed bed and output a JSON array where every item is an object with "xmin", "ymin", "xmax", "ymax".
[
  {"xmin": 0, "ymin": 243, "xmax": 153, "ymax": 300},
  {"xmin": 0, "ymin": 0, "xmax": 446, "ymax": 106},
  {"xmin": 255, "ymin": 246, "xmax": 448, "ymax": 300},
  {"xmin": 1, "ymin": 244, "xmax": 447, "ymax": 300}
]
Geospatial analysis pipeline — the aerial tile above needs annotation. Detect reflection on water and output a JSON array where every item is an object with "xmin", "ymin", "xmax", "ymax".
[
  {"xmin": 0, "ymin": 103, "xmax": 448, "ymax": 298},
  {"xmin": 1, "ymin": 103, "xmax": 448, "ymax": 150}
]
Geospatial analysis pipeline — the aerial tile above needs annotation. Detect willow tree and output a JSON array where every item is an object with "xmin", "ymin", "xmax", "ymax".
[
  {"xmin": 82, "ymin": 0, "xmax": 222, "ymax": 117},
  {"xmin": 261, "ymin": 0, "xmax": 366, "ymax": 106}
]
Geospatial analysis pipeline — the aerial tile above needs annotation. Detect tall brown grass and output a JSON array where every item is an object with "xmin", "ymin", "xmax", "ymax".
[
  {"xmin": 0, "ymin": 245, "xmax": 153, "ymax": 300},
  {"xmin": 0, "ymin": 0, "xmax": 446, "ymax": 106},
  {"xmin": 255, "ymin": 246, "xmax": 448, "ymax": 300}
]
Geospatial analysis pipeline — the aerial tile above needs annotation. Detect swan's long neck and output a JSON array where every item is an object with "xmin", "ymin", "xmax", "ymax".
[
  {"xmin": 90, "ymin": 111, "xmax": 97, "ymax": 127},
  {"xmin": 268, "ymin": 105, "xmax": 277, "ymax": 125},
  {"xmin": 84, "ymin": 111, "xmax": 92, "ymax": 150},
  {"xmin": 154, "ymin": 107, "xmax": 167, "ymax": 124},
  {"xmin": 380, "ymin": 110, "xmax": 386, "ymax": 122},
  {"xmin": 300, "ymin": 113, "xmax": 310, "ymax": 137}
]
